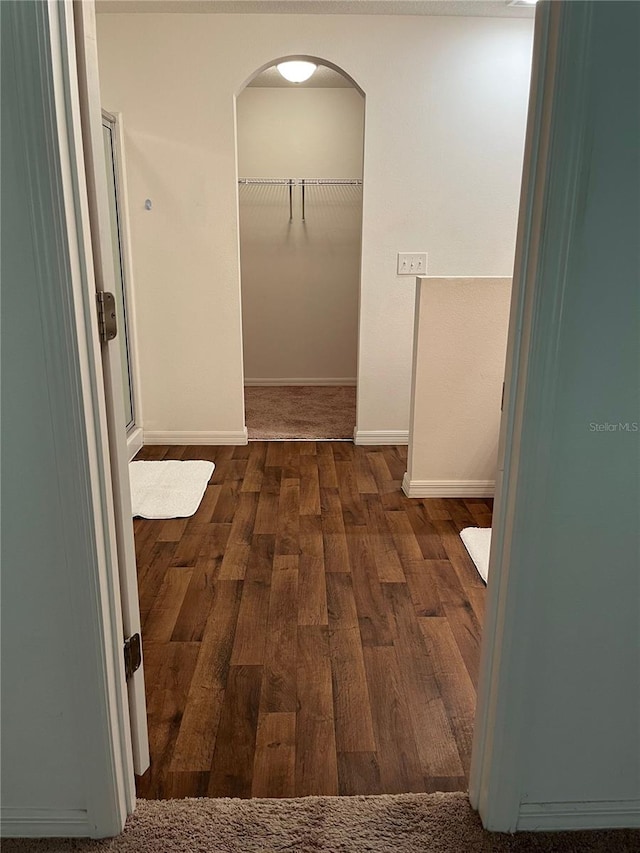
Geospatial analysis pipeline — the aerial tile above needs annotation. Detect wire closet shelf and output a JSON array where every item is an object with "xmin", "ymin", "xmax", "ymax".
[{"xmin": 238, "ymin": 177, "xmax": 362, "ymax": 221}]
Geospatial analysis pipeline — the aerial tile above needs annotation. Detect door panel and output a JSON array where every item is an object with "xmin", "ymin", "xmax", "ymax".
[
  {"xmin": 102, "ymin": 119, "xmax": 135, "ymax": 431},
  {"xmin": 74, "ymin": 1, "xmax": 150, "ymax": 777}
]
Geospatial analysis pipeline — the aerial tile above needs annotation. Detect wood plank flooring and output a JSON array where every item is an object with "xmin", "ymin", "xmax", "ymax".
[{"xmin": 134, "ymin": 442, "xmax": 489, "ymax": 800}]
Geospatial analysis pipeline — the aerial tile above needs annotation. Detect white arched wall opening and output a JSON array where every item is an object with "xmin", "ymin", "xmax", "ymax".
[
  {"xmin": 236, "ymin": 54, "xmax": 365, "ymax": 97},
  {"xmin": 234, "ymin": 55, "xmax": 366, "ymax": 436}
]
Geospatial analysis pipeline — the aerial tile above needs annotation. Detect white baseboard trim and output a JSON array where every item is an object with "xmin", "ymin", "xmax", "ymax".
[
  {"xmin": 126, "ymin": 426, "xmax": 143, "ymax": 460},
  {"xmin": 353, "ymin": 429, "xmax": 409, "ymax": 446},
  {"xmin": 1, "ymin": 807, "xmax": 93, "ymax": 838},
  {"xmin": 402, "ymin": 473, "xmax": 495, "ymax": 497},
  {"xmin": 244, "ymin": 378, "xmax": 357, "ymax": 386},
  {"xmin": 144, "ymin": 429, "xmax": 248, "ymax": 446},
  {"xmin": 518, "ymin": 799, "xmax": 640, "ymax": 831}
]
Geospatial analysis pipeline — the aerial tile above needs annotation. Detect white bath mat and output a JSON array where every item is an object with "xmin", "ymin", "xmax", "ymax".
[
  {"xmin": 129, "ymin": 460, "xmax": 215, "ymax": 519},
  {"xmin": 460, "ymin": 527, "xmax": 492, "ymax": 584}
]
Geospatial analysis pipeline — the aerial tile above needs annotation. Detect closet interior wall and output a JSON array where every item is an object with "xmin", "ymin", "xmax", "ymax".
[{"xmin": 237, "ymin": 86, "xmax": 364, "ymax": 385}]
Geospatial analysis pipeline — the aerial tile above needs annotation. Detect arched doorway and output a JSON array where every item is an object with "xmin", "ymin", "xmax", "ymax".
[{"xmin": 235, "ymin": 57, "xmax": 365, "ymax": 441}]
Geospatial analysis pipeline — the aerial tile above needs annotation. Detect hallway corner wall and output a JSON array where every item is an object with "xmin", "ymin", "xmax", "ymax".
[{"xmin": 96, "ymin": 12, "xmax": 533, "ymax": 439}]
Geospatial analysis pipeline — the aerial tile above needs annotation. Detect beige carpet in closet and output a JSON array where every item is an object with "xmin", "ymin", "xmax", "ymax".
[{"xmin": 244, "ymin": 385, "xmax": 356, "ymax": 440}]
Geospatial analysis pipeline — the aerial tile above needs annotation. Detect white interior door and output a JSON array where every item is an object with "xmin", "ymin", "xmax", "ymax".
[
  {"xmin": 101, "ymin": 109, "xmax": 144, "ymax": 461},
  {"xmin": 101, "ymin": 114, "xmax": 136, "ymax": 432},
  {"xmin": 73, "ymin": 0, "xmax": 150, "ymax": 776}
]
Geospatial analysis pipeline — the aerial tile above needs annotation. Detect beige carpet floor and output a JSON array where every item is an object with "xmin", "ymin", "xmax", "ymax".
[
  {"xmin": 4, "ymin": 793, "xmax": 639, "ymax": 852},
  {"xmin": 244, "ymin": 385, "xmax": 356, "ymax": 440}
]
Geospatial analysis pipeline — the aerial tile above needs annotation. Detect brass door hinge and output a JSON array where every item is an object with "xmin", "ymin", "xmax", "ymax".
[
  {"xmin": 124, "ymin": 633, "xmax": 141, "ymax": 680},
  {"xmin": 96, "ymin": 291, "xmax": 117, "ymax": 343}
]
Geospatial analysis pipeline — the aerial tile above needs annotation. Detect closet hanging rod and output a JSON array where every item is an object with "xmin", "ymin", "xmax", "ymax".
[
  {"xmin": 238, "ymin": 178, "xmax": 362, "ymax": 186},
  {"xmin": 237, "ymin": 178, "xmax": 292, "ymax": 185},
  {"xmin": 300, "ymin": 179, "xmax": 362, "ymax": 186}
]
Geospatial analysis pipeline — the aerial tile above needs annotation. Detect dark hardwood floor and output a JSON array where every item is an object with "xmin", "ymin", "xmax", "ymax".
[{"xmin": 133, "ymin": 442, "xmax": 490, "ymax": 800}]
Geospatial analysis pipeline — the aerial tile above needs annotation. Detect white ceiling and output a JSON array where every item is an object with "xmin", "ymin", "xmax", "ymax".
[
  {"xmin": 96, "ymin": 0, "xmax": 534, "ymax": 19},
  {"xmin": 248, "ymin": 64, "xmax": 355, "ymax": 88}
]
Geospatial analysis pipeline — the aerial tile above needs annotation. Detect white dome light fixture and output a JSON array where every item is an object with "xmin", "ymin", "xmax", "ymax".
[{"xmin": 276, "ymin": 61, "xmax": 317, "ymax": 84}]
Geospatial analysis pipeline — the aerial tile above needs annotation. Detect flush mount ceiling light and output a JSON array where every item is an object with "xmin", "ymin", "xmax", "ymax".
[
  {"xmin": 276, "ymin": 61, "xmax": 318, "ymax": 84},
  {"xmin": 507, "ymin": 0, "xmax": 537, "ymax": 6}
]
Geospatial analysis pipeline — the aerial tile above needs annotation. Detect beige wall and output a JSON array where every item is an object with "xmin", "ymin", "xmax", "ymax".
[
  {"xmin": 96, "ymin": 12, "xmax": 533, "ymax": 441},
  {"xmin": 237, "ymin": 87, "xmax": 364, "ymax": 179},
  {"xmin": 238, "ymin": 87, "xmax": 363, "ymax": 383},
  {"xmin": 404, "ymin": 276, "xmax": 512, "ymax": 495}
]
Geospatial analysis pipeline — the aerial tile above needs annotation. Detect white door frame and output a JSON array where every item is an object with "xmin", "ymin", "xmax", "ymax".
[
  {"xmin": 469, "ymin": 0, "xmax": 596, "ymax": 831},
  {"xmin": 71, "ymin": 0, "xmax": 150, "ymax": 778},
  {"xmin": 29, "ymin": 0, "xmax": 139, "ymax": 833},
  {"xmin": 45, "ymin": 0, "xmax": 567, "ymax": 836},
  {"xmin": 468, "ymin": 0, "xmax": 559, "ymax": 826}
]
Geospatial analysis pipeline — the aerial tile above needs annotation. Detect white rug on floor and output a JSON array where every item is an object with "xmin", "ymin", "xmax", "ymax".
[
  {"xmin": 460, "ymin": 527, "xmax": 492, "ymax": 584},
  {"xmin": 129, "ymin": 460, "xmax": 215, "ymax": 519}
]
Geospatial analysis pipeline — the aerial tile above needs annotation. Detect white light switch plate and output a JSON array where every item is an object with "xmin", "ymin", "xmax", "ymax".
[{"xmin": 397, "ymin": 252, "xmax": 427, "ymax": 275}]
